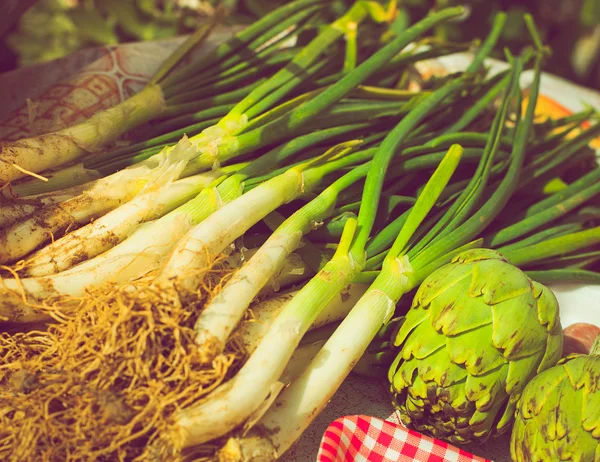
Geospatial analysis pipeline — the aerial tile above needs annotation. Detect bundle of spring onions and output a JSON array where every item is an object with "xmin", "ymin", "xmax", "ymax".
[
  {"xmin": 1, "ymin": 1, "xmax": 600, "ymax": 461},
  {"xmin": 1, "ymin": 0, "xmax": 371, "ymax": 189}
]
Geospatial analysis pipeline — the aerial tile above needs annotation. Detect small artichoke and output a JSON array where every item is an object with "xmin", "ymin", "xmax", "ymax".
[
  {"xmin": 510, "ymin": 335, "xmax": 600, "ymax": 461},
  {"xmin": 388, "ymin": 249, "xmax": 564, "ymax": 444}
]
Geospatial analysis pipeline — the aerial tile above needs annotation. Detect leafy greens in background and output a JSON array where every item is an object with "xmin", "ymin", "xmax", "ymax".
[{"xmin": 1, "ymin": 0, "xmax": 600, "ymax": 89}]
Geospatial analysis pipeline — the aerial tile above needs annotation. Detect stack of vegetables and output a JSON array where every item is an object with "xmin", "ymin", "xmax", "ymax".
[{"xmin": 1, "ymin": 1, "xmax": 599, "ymax": 460}]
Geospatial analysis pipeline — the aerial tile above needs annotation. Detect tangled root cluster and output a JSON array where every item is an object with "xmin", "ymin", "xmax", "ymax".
[{"xmin": 0, "ymin": 264, "xmax": 245, "ymax": 462}]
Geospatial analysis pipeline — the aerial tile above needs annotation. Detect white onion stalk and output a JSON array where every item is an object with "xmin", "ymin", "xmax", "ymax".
[
  {"xmin": 0, "ymin": 134, "xmax": 331, "ymax": 321},
  {"xmin": 0, "ymin": 203, "xmax": 38, "ymax": 229},
  {"xmin": 225, "ymin": 248, "xmax": 315, "ymax": 298},
  {"xmin": 244, "ymin": 260, "xmax": 411, "ymax": 458},
  {"xmin": 0, "ymin": 118, "xmax": 247, "ymax": 263},
  {"xmin": 193, "ymin": 154, "xmax": 374, "ymax": 360},
  {"xmin": 214, "ymin": 340, "xmax": 341, "ymax": 462},
  {"xmin": 238, "ymin": 283, "xmax": 368, "ymax": 354},
  {"xmin": 2, "ymin": 162, "xmax": 102, "ymax": 199},
  {"xmin": 0, "ymin": 176, "xmax": 237, "ymax": 323},
  {"xmin": 0, "ymin": 171, "xmax": 113, "ymax": 228},
  {"xmin": 0, "ymin": 137, "xmax": 197, "ymax": 264},
  {"xmin": 0, "ymin": 15, "xmax": 224, "ymax": 185},
  {"xmin": 172, "ymin": 216, "xmax": 365, "ymax": 447},
  {"xmin": 0, "ymin": 176, "xmax": 106, "ymax": 228},
  {"xmin": 156, "ymin": 142, "xmax": 365, "ymax": 296},
  {"xmin": 216, "ymin": 326, "xmax": 375, "ymax": 461},
  {"xmin": 213, "ymin": 281, "xmax": 398, "ymax": 462},
  {"xmin": 0, "ymin": 84, "xmax": 166, "ymax": 185},
  {"xmin": 0, "ymin": 170, "xmax": 150, "ymax": 263},
  {"xmin": 205, "ymin": 283, "xmax": 369, "ymax": 460},
  {"xmin": 220, "ymin": 145, "xmax": 464, "ymax": 458},
  {"xmin": 9, "ymin": 175, "xmax": 104, "ymax": 204},
  {"xmin": 20, "ymin": 169, "xmax": 230, "ymax": 277}
]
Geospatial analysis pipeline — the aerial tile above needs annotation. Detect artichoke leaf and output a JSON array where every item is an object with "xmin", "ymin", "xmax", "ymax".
[
  {"xmin": 514, "ymin": 417, "xmax": 556, "ymax": 461},
  {"xmin": 579, "ymin": 358, "xmax": 600, "ymax": 437},
  {"xmin": 405, "ymin": 374, "xmax": 430, "ymax": 408},
  {"xmin": 393, "ymin": 356, "xmax": 420, "ymax": 391},
  {"xmin": 388, "ymin": 349, "xmax": 404, "ymax": 383},
  {"xmin": 393, "ymin": 304, "xmax": 429, "ymax": 347},
  {"xmin": 399, "ymin": 316, "xmax": 445, "ymax": 360},
  {"xmin": 520, "ymin": 367, "xmax": 567, "ymax": 419},
  {"xmin": 553, "ymin": 397, "xmax": 596, "ymax": 462},
  {"xmin": 491, "ymin": 292, "xmax": 548, "ymax": 359},
  {"xmin": 437, "ymin": 360, "xmax": 468, "ymax": 389},
  {"xmin": 533, "ymin": 280, "xmax": 561, "ymax": 332},
  {"xmin": 429, "ymin": 276, "xmax": 493, "ymax": 336},
  {"xmin": 452, "ymin": 248, "xmax": 505, "ymax": 264},
  {"xmin": 470, "ymin": 259, "xmax": 531, "ymax": 304},
  {"xmin": 537, "ymin": 322, "xmax": 564, "ymax": 373},
  {"xmin": 583, "ymin": 388, "xmax": 600, "ymax": 438},
  {"xmin": 584, "ymin": 357, "xmax": 600, "ymax": 393},
  {"xmin": 446, "ymin": 323, "xmax": 505, "ymax": 375},
  {"xmin": 534, "ymin": 422, "xmax": 558, "ymax": 461},
  {"xmin": 495, "ymin": 400, "xmax": 516, "ymax": 434},
  {"xmin": 439, "ymin": 421, "xmax": 463, "ymax": 444},
  {"xmin": 405, "ymin": 393, "xmax": 425, "ymax": 418},
  {"xmin": 443, "ymin": 380, "xmax": 471, "ymax": 416},
  {"xmin": 564, "ymin": 354, "xmax": 592, "ymax": 390},
  {"xmin": 505, "ymin": 351, "xmax": 546, "ymax": 396},
  {"xmin": 414, "ymin": 261, "xmax": 473, "ymax": 308},
  {"xmin": 555, "ymin": 381, "xmax": 585, "ymax": 461},
  {"xmin": 538, "ymin": 374, "xmax": 569, "ymax": 442},
  {"xmin": 565, "ymin": 355, "xmax": 600, "ymax": 393},
  {"xmin": 468, "ymin": 394, "xmax": 510, "ymax": 438},
  {"xmin": 418, "ymin": 346, "xmax": 467, "ymax": 388},
  {"xmin": 440, "ymin": 398, "xmax": 460, "ymax": 419},
  {"xmin": 464, "ymin": 362, "xmax": 508, "ymax": 410}
]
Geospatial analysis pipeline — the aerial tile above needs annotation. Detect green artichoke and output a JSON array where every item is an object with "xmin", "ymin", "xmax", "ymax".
[
  {"xmin": 510, "ymin": 335, "xmax": 600, "ymax": 461},
  {"xmin": 388, "ymin": 248, "xmax": 564, "ymax": 444}
]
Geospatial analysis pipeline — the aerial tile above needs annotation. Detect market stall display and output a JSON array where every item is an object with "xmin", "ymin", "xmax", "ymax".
[{"xmin": 0, "ymin": 2, "xmax": 599, "ymax": 461}]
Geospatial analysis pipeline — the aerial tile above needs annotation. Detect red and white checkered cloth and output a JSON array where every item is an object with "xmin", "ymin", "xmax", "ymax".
[{"xmin": 318, "ymin": 415, "xmax": 491, "ymax": 462}]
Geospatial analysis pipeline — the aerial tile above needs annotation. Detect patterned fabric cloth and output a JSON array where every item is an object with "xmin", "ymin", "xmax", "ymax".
[
  {"xmin": 318, "ymin": 415, "xmax": 490, "ymax": 462},
  {"xmin": 0, "ymin": 29, "xmax": 236, "ymax": 139}
]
